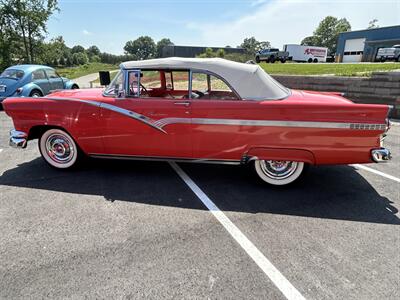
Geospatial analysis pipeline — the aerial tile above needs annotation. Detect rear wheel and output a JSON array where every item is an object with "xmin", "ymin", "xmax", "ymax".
[
  {"xmin": 254, "ymin": 160, "xmax": 305, "ymax": 185},
  {"xmin": 39, "ymin": 129, "xmax": 79, "ymax": 169},
  {"xmin": 280, "ymin": 58, "xmax": 286, "ymax": 63},
  {"xmin": 270, "ymin": 56, "xmax": 276, "ymax": 63},
  {"xmin": 308, "ymin": 58, "xmax": 313, "ymax": 63},
  {"xmin": 313, "ymin": 58, "xmax": 318, "ymax": 63},
  {"xmin": 30, "ymin": 90, "xmax": 42, "ymax": 97}
]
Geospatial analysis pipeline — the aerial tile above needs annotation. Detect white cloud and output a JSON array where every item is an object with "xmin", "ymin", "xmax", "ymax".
[
  {"xmin": 82, "ymin": 29, "xmax": 92, "ymax": 36},
  {"xmin": 251, "ymin": 0, "xmax": 268, "ymax": 7},
  {"xmin": 185, "ymin": 0, "xmax": 400, "ymax": 48}
]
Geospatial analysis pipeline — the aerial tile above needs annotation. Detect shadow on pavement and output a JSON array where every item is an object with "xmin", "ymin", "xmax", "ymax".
[{"xmin": 0, "ymin": 157, "xmax": 398, "ymax": 225}]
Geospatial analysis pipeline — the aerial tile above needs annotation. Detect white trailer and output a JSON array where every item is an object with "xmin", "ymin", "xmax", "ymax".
[{"xmin": 283, "ymin": 44, "xmax": 328, "ymax": 63}]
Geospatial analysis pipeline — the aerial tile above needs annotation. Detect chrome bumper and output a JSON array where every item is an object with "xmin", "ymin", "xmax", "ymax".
[
  {"xmin": 9, "ymin": 130, "xmax": 28, "ymax": 149},
  {"xmin": 371, "ymin": 148, "xmax": 391, "ymax": 163}
]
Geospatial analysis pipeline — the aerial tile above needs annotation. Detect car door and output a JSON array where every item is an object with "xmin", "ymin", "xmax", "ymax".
[
  {"xmin": 100, "ymin": 69, "xmax": 192, "ymax": 158},
  {"xmin": 31, "ymin": 69, "xmax": 51, "ymax": 95},
  {"xmin": 45, "ymin": 68, "xmax": 64, "ymax": 90},
  {"xmin": 190, "ymin": 71, "xmax": 266, "ymax": 161}
]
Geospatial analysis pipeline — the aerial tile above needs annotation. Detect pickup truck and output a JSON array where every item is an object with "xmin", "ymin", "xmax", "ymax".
[
  {"xmin": 376, "ymin": 45, "xmax": 400, "ymax": 62},
  {"xmin": 255, "ymin": 48, "xmax": 289, "ymax": 63}
]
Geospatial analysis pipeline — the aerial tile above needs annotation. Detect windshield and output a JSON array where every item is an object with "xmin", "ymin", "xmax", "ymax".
[
  {"xmin": 104, "ymin": 70, "xmax": 124, "ymax": 96},
  {"xmin": 0, "ymin": 69, "xmax": 24, "ymax": 80}
]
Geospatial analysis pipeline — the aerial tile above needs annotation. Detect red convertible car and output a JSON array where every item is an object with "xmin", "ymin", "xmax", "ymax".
[{"xmin": 3, "ymin": 58, "xmax": 391, "ymax": 185}]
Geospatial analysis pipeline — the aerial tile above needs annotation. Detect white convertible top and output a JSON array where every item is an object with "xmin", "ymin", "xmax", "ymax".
[{"xmin": 121, "ymin": 57, "xmax": 290, "ymax": 100}]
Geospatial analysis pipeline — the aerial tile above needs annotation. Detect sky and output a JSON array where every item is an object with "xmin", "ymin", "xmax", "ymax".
[{"xmin": 47, "ymin": 0, "xmax": 400, "ymax": 54}]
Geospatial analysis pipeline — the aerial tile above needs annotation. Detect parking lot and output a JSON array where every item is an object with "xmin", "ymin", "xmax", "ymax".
[{"xmin": 0, "ymin": 110, "xmax": 399, "ymax": 299}]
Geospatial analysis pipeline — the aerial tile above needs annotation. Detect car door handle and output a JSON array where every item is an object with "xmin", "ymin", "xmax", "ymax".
[{"xmin": 174, "ymin": 101, "xmax": 191, "ymax": 107}]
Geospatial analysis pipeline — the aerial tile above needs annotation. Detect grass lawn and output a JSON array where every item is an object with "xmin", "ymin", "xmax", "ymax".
[
  {"xmin": 56, "ymin": 63, "xmax": 118, "ymax": 79},
  {"xmin": 260, "ymin": 62, "xmax": 400, "ymax": 76}
]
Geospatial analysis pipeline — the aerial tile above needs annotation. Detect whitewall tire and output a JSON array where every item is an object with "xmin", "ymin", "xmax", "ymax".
[
  {"xmin": 254, "ymin": 160, "xmax": 305, "ymax": 186},
  {"xmin": 39, "ymin": 129, "xmax": 78, "ymax": 169}
]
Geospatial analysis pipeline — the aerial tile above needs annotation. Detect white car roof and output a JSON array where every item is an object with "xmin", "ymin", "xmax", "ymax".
[{"xmin": 121, "ymin": 57, "xmax": 289, "ymax": 100}]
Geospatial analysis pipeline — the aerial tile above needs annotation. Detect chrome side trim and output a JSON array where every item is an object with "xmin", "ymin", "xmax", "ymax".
[
  {"xmin": 371, "ymin": 148, "xmax": 391, "ymax": 163},
  {"xmin": 45, "ymin": 97, "xmax": 166, "ymax": 134},
  {"xmin": 89, "ymin": 153, "xmax": 241, "ymax": 165},
  {"xmin": 154, "ymin": 117, "xmax": 387, "ymax": 130}
]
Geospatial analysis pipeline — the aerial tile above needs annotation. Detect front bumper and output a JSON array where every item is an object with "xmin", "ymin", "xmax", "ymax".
[
  {"xmin": 371, "ymin": 148, "xmax": 391, "ymax": 163},
  {"xmin": 9, "ymin": 129, "xmax": 28, "ymax": 149}
]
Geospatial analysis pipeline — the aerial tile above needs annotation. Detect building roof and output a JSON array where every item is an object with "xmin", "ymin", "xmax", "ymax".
[{"xmin": 121, "ymin": 57, "xmax": 289, "ymax": 100}]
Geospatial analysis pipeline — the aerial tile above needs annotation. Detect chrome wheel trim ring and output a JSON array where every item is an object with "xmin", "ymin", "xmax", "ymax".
[
  {"xmin": 45, "ymin": 134, "xmax": 75, "ymax": 164},
  {"xmin": 259, "ymin": 160, "xmax": 298, "ymax": 180}
]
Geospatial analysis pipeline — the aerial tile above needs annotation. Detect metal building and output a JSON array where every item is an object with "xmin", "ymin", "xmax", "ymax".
[
  {"xmin": 336, "ymin": 25, "xmax": 400, "ymax": 62},
  {"xmin": 161, "ymin": 45, "xmax": 245, "ymax": 58}
]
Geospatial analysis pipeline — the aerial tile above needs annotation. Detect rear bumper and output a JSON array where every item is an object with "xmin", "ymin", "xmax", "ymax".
[
  {"xmin": 371, "ymin": 148, "xmax": 391, "ymax": 163},
  {"xmin": 9, "ymin": 129, "xmax": 28, "ymax": 149}
]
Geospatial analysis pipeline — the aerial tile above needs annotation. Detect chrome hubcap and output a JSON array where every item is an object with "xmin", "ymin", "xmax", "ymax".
[
  {"xmin": 259, "ymin": 160, "xmax": 298, "ymax": 180},
  {"xmin": 45, "ymin": 134, "xmax": 74, "ymax": 164}
]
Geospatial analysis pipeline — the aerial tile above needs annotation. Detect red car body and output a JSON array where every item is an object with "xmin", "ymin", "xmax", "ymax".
[{"xmin": 3, "ymin": 58, "xmax": 391, "ymax": 185}]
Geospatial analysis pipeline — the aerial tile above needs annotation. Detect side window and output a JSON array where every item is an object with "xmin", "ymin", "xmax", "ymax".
[
  {"xmin": 171, "ymin": 71, "xmax": 189, "ymax": 91},
  {"xmin": 141, "ymin": 71, "xmax": 161, "ymax": 90},
  {"xmin": 45, "ymin": 69, "xmax": 59, "ymax": 79},
  {"xmin": 192, "ymin": 73, "xmax": 208, "ymax": 91},
  {"xmin": 127, "ymin": 70, "xmax": 140, "ymax": 97},
  {"xmin": 32, "ymin": 70, "xmax": 46, "ymax": 81},
  {"xmin": 191, "ymin": 72, "xmax": 238, "ymax": 100}
]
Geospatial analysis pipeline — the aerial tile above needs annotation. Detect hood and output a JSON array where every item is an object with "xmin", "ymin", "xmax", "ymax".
[
  {"xmin": 47, "ymin": 88, "xmax": 104, "ymax": 99},
  {"xmin": 0, "ymin": 77, "xmax": 19, "ymax": 97}
]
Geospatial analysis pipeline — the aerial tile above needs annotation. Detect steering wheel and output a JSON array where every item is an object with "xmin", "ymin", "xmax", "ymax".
[{"xmin": 140, "ymin": 83, "xmax": 148, "ymax": 94}]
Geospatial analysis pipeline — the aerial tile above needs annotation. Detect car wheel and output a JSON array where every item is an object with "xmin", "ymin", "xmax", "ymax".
[
  {"xmin": 280, "ymin": 58, "xmax": 286, "ymax": 63},
  {"xmin": 397, "ymin": 56, "xmax": 400, "ymax": 62},
  {"xmin": 30, "ymin": 90, "xmax": 43, "ymax": 97},
  {"xmin": 254, "ymin": 160, "xmax": 305, "ymax": 186},
  {"xmin": 255, "ymin": 56, "xmax": 260, "ymax": 63},
  {"xmin": 72, "ymin": 84, "xmax": 79, "ymax": 89},
  {"xmin": 270, "ymin": 56, "xmax": 276, "ymax": 63},
  {"xmin": 313, "ymin": 58, "xmax": 318, "ymax": 63},
  {"xmin": 380, "ymin": 57, "xmax": 386, "ymax": 62},
  {"xmin": 308, "ymin": 58, "xmax": 313, "ymax": 63},
  {"xmin": 39, "ymin": 129, "xmax": 79, "ymax": 169}
]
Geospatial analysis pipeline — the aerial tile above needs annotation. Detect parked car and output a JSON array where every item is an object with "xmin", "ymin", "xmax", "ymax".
[
  {"xmin": 283, "ymin": 44, "xmax": 328, "ymax": 63},
  {"xmin": 376, "ymin": 45, "xmax": 400, "ymax": 62},
  {"xmin": 0, "ymin": 64, "xmax": 78, "ymax": 105},
  {"xmin": 255, "ymin": 48, "xmax": 289, "ymax": 63},
  {"xmin": 3, "ymin": 57, "xmax": 391, "ymax": 186}
]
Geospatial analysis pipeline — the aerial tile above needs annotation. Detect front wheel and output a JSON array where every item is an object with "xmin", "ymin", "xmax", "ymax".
[
  {"xmin": 255, "ymin": 56, "xmax": 260, "ymax": 63},
  {"xmin": 254, "ymin": 160, "xmax": 305, "ymax": 185},
  {"xmin": 39, "ymin": 129, "xmax": 79, "ymax": 169}
]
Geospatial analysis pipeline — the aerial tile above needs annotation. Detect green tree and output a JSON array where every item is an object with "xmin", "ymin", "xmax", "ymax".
[
  {"xmin": 90, "ymin": 55, "xmax": 100, "ymax": 63},
  {"xmin": 71, "ymin": 45, "xmax": 85, "ymax": 54},
  {"xmin": 301, "ymin": 36, "xmax": 319, "ymax": 46},
  {"xmin": 1, "ymin": 0, "xmax": 59, "ymax": 63},
  {"xmin": 124, "ymin": 36, "xmax": 156, "ymax": 60},
  {"xmin": 368, "ymin": 19, "xmax": 379, "ymax": 29},
  {"xmin": 156, "ymin": 38, "xmax": 173, "ymax": 58},
  {"xmin": 216, "ymin": 48, "xmax": 225, "ymax": 58},
  {"xmin": 87, "ymin": 45, "xmax": 100, "ymax": 57},
  {"xmin": 240, "ymin": 37, "xmax": 271, "ymax": 55},
  {"xmin": 72, "ymin": 52, "xmax": 88, "ymax": 65},
  {"xmin": 308, "ymin": 16, "xmax": 351, "ymax": 54},
  {"xmin": 59, "ymin": 56, "xmax": 65, "ymax": 66}
]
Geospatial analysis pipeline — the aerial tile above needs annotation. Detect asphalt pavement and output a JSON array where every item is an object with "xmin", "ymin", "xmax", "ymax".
[{"xmin": 0, "ymin": 111, "xmax": 399, "ymax": 299}]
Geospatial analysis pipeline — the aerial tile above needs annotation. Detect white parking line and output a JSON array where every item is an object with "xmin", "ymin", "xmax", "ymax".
[
  {"xmin": 353, "ymin": 164, "xmax": 400, "ymax": 183},
  {"xmin": 170, "ymin": 162, "xmax": 305, "ymax": 300}
]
